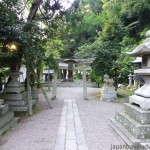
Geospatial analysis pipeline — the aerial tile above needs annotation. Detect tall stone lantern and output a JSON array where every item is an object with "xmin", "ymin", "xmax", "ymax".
[
  {"xmin": 0, "ymin": 43, "xmax": 28, "ymax": 112},
  {"xmin": 110, "ymin": 30, "xmax": 150, "ymax": 147},
  {"xmin": 127, "ymin": 30, "xmax": 150, "ymax": 111}
]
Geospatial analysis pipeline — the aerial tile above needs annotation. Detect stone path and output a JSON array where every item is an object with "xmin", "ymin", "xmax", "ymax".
[{"xmin": 55, "ymin": 99, "xmax": 88, "ymax": 150}]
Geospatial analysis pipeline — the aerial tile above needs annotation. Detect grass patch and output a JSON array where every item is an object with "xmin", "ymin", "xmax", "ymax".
[
  {"xmin": 33, "ymin": 105, "xmax": 43, "ymax": 115},
  {"xmin": 96, "ymin": 93, "xmax": 101, "ymax": 98},
  {"xmin": 117, "ymin": 88, "xmax": 134, "ymax": 97}
]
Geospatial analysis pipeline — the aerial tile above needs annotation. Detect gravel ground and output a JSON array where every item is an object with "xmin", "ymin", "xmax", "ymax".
[{"xmin": 0, "ymin": 87, "xmax": 125, "ymax": 150}]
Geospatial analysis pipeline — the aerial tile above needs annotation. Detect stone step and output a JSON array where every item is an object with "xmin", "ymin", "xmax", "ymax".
[
  {"xmin": 0, "ymin": 112, "xmax": 14, "ymax": 129},
  {"xmin": 0, "ymin": 104, "xmax": 9, "ymax": 115},
  {"xmin": 124, "ymin": 103, "xmax": 150, "ymax": 124},
  {"xmin": 0, "ymin": 117, "xmax": 19, "ymax": 137},
  {"xmin": 110, "ymin": 118, "xmax": 150, "ymax": 149},
  {"xmin": 115, "ymin": 112, "xmax": 150, "ymax": 139}
]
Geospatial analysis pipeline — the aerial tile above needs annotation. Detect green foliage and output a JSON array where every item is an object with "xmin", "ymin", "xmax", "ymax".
[
  {"xmin": 1, "ymin": 0, "xmax": 150, "ymax": 87},
  {"xmin": 89, "ymin": 70, "xmax": 102, "ymax": 87},
  {"xmin": 73, "ymin": 0, "xmax": 150, "ymax": 86}
]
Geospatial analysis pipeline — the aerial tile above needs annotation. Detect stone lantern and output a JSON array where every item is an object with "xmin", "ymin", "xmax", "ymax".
[
  {"xmin": 127, "ymin": 30, "xmax": 150, "ymax": 111},
  {"xmin": 110, "ymin": 30, "xmax": 150, "ymax": 146},
  {"xmin": 0, "ymin": 43, "xmax": 28, "ymax": 112}
]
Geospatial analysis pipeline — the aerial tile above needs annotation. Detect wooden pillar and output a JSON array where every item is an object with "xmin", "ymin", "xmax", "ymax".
[
  {"xmin": 52, "ymin": 69, "xmax": 58, "ymax": 99},
  {"xmin": 83, "ymin": 63, "xmax": 87, "ymax": 100}
]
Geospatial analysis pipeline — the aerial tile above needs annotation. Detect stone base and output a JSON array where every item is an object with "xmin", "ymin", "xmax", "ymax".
[
  {"xmin": 129, "ymin": 95, "xmax": 150, "ymax": 111},
  {"xmin": 9, "ymin": 105, "xmax": 28, "ymax": 112},
  {"xmin": 110, "ymin": 119, "xmax": 150, "ymax": 149},
  {"xmin": 9, "ymin": 99, "xmax": 37, "ymax": 112},
  {"xmin": 0, "ymin": 91, "xmax": 29, "ymax": 112},
  {"xmin": 0, "ymin": 91, "xmax": 28, "ymax": 100},
  {"xmin": 124, "ymin": 103, "xmax": 150, "ymax": 124},
  {"xmin": 4, "ymin": 99, "xmax": 28, "ymax": 106},
  {"xmin": 101, "ymin": 92, "xmax": 117, "ymax": 101},
  {"xmin": 115, "ymin": 112, "xmax": 150, "ymax": 139},
  {"xmin": 3, "ymin": 86, "xmax": 25, "ymax": 94},
  {"xmin": 101, "ymin": 86, "xmax": 117, "ymax": 101},
  {"xmin": 0, "ymin": 100, "xmax": 19, "ymax": 137},
  {"xmin": 0, "ymin": 112, "xmax": 14, "ymax": 129},
  {"xmin": 110, "ymin": 103, "xmax": 150, "ymax": 148}
]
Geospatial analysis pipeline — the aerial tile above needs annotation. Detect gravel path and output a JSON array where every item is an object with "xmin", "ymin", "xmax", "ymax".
[{"xmin": 0, "ymin": 87, "xmax": 125, "ymax": 150}]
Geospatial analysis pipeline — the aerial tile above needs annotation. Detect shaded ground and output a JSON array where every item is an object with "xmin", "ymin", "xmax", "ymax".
[{"xmin": 0, "ymin": 87, "xmax": 125, "ymax": 150}]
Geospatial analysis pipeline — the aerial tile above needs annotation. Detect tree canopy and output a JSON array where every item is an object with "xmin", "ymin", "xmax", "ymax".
[{"xmin": 1, "ymin": 0, "xmax": 150, "ymax": 85}]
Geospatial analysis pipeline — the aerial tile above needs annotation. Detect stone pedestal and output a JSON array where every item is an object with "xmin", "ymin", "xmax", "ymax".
[
  {"xmin": 101, "ymin": 86, "xmax": 117, "ymax": 101},
  {"xmin": 0, "ymin": 71, "xmax": 28, "ymax": 112},
  {"xmin": 100, "ymin": 74, "xmax": 117, "ymax": 102},
  {"xmin": 110, "ymin": 103, "xmax": 150, "ymax": 148},
  {"xmin": 0, "ymin": 99, "xmax": 18, "ymax": 137}
]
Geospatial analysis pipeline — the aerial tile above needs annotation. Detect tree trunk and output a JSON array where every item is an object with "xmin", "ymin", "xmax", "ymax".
[{"xmin": 27, "ymin": 0, "xmax": 42, "ymax": 21}]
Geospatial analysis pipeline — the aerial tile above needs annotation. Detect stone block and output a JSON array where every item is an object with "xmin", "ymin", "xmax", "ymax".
[
  {"xmin": 4, "ymin": 99, "xmax": 28, "ymax": 106},
  {"xmin": 124, "ymin": 103, "xmax": 150, "ymax": 124},
  {"xmin": 129, "ymin": 95, "xmax": 150, "ymax": 111},
  {"xmin": 3, "ymin": 87, "xmax": 25, "ymax": 94},
  {"xmin": 110, "ymin": 119, "xmax": 147, "ymax": 148},
  {"xmin": 115, "ymin": 112, "xmax": 150, "ymax": 139},
  {"xmin": 0, "ymin": 104, "xmax": 9, "ymax": 115},
  {"xmin": 101, "ymin": 86, "xmax": 117, "ymax": 101},
  {"xmin": 0, "ymin": 112, "xmax": 14, "ymax": 129},
  {"xmin": 0, "ymin": 91, "xmax": 28, "ymax": 101},
  {"xmin": 9, "ymin": 105, "xmax": 28, "ymax": 111}
]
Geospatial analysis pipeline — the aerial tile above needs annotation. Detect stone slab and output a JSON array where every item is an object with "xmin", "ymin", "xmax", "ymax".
[
  {"xmin": 0, "ymin": 104, "xmax": 9, "ymax": 115},
  {"xmin": 129, "ymin": 95, "xmax": 150, "ymax": 111},
  {"xmin": 0, "ymin": 91, "xmax": 28, "ymax": 101},
  {"xmin": 0, "ymin": 112, "xmax": 14, "ymax": 129},
  {"xmin": 3, "ymin": 86, "xmax": 25, "ymax": 94},
  {"xmin": 124, "ymin": 103, "xmax": 150, "ymax": 124},
  {"xmin": 115, "ymin": 112, "xmax": 150, "ymax": 139},
  {"xmin": 0, "ymin": 117, "xmax": 19, "ymax": 137}
]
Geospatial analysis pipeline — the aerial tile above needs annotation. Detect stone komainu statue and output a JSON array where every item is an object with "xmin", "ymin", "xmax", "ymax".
[{"xmin": 103, "ymin": 74, "xmax": 114, "ymax": 86}]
